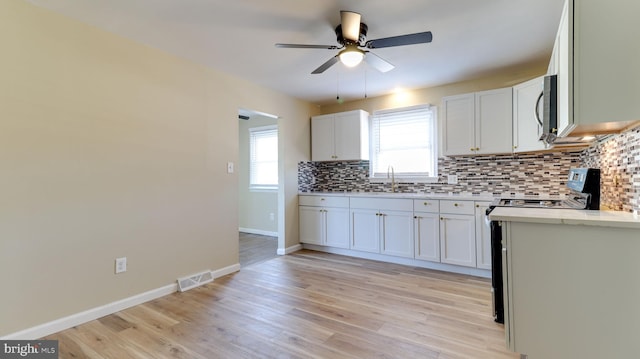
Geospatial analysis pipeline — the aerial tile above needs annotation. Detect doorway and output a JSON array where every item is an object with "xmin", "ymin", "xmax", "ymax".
[{"xmin": 237, "ymin": 108, "xmax": 280, "ymax": 266}]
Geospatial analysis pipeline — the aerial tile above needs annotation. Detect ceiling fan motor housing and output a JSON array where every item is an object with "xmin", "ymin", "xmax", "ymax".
[{"xmin": 335, "ymin": 23, "xmax": 368, "ymax": 46}]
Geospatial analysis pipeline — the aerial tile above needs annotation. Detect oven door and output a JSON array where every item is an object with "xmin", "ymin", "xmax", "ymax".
[{"xmin": 490, "ymin": 220, "xmax": 504, "ymax": 324}]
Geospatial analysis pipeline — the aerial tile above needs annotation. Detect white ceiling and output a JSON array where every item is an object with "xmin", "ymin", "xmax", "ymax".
[{"xmin": 26, "ymin": 0, "xmax": 565, "ymax": 106}]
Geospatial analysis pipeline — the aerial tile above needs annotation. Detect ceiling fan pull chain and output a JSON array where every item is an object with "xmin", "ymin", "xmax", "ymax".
[{"xmin": 364, "ymin": 68, "xmax": 368, "ymax": 99}]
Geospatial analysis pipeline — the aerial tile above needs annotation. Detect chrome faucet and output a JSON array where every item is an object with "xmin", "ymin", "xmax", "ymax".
[{"xmin": 387, "ymin": 165, "xmax": 396, "ymax": 193}]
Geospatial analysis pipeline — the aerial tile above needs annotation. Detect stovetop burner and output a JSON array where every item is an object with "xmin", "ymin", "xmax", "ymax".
[
  {"xmin": 490, "ymin": 169, "xmax": 600, "ymax": 211},
  {"xmin": 497, "ymin": 198, "xmax": 569, "ymax": 208}
]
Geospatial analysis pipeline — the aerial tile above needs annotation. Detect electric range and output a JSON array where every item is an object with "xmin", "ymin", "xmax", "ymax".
[{"xmin": 486, "ymin": 168, "xmax": 601, "ymax": 324}]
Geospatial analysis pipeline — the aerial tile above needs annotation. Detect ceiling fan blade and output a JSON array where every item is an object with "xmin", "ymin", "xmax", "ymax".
[
  {"xmin": 275, "ymin": 43, "xmax": 339, "ymax": 49},
  {"xmin": 340, "ymin": 11, "xmax": 362, "ymax": 42},
  {"xmin": 311, "ymin": 56, "xmax": 339, "ymax": 74},
  {"xmin": 365, "ymin": 31, "xmax": 433, "ymax": 49},
  {"xmin": 364, "ymin": 52, "xmax": 395, "ymax": 73}
]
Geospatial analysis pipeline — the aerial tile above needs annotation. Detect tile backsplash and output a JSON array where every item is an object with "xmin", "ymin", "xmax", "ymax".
[
  {"xmin": 299, "ymin": 151, "xmax": 582, "ymax": 196},
  {"xmin": 299, "ymin": 127, "xmax": 640, "ymax": 212},
  {"xmin": 581, "ymin": 127, "xmax": 640, "ymax": 212}
]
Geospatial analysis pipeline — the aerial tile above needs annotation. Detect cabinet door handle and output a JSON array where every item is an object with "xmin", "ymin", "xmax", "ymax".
[
  {"xmin": 470, "ymin": 147, "xmax": 475, "ymax": 151},
  {"xmin": 476, "ymin": 204, "xmax": 480, "ymax": 208},
  {"xmin": 440, "ymin": 217, "xmax": 444, "ymax": 220}
]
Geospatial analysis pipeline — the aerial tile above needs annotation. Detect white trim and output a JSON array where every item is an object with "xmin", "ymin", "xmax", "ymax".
[
  {"xmin": 1, "ymin": 264, "xmax": 241, "ymax": 340},
  {"xmin": 369, "ymin": 176, "xmax": 439, "ymax": 184},
  {"xmin": 212, "ymin": 263, "xmax": 241, "ymax": 278},
  {"xmin": 277, "ymin": 243, "xmax": 303, "ymax": 255},
  {"xmin": 248, "ymin": 186, "xmax": 278, "ymax": 192},
  {"xmin": 239, "ymin": 228, "xmax": 278, "ymax": 237},
  {"xmin": 0, "ymin": 284, "xmax": 177, "ymax": 340}
]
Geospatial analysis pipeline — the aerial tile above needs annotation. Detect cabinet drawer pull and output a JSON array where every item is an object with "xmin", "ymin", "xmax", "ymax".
[
  {"xmin": 454, "ymin": 203, "xmax": 459, "ymax": 207},
  {"xmin": 423, "ymin": 202, "xmax": 429, "ymax": 206}
]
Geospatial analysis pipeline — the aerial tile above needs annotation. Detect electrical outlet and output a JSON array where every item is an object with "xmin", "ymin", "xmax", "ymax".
[
  {"xmin": 115, "ymin": 257, "xmax": 127, "ymax": 274},
  {"xmin": 269, "ymin": 213, "xmax": 275, "ymax": 221},
  {"xmin": 227, "ymin": 162, "xmax": 234, "ymax": 173},
  {"xmin": 447, "ymin": 174, "xmax": 458, "ymax": 185}
]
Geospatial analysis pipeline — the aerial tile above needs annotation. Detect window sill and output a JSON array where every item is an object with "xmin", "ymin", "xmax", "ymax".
[
  {"xmin": 370, "ymin": 177, "xmax": 438, "ymax": 184},
  {"xmin": 249, "ymin": 186, "xmax": 278, "ymax": 193}
]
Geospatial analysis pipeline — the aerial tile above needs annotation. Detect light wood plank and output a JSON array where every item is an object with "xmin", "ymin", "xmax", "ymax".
[{"xmin": 44, "ymin": 250, "xmax": 520, "ymax": 358}]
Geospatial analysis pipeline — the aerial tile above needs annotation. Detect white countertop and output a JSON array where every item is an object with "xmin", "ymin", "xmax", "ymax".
[
  {"xmin": 489, "ymin": 207, "xmax": 640, "ymax": 229},
  {"xmin": 299, "ymin": 191, "xmax": 495, "ymax": 201}
]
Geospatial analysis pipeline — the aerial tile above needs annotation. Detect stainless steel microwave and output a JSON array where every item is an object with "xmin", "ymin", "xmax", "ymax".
[{"xmin": 536, "ymin": 74, "xmax": 557, "ymax": 144}]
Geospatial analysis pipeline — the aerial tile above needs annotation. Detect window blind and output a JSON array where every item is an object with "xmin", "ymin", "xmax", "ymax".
[
  {"xmin": 249, "ymin": 125, "xmax": 278, "ymax": 189},
  {"xmin": 370, "ymin": 105, "xmax": 436, "ymax": 178}
]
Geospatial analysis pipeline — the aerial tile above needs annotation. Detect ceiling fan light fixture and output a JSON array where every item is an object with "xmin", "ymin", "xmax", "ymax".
[{"xmin": 338, "ymin": 45, "xmax": 364, "ymax": 67}]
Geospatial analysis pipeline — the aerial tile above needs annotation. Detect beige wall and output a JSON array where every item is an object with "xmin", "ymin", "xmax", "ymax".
[
  {"xmin": 0, "ymin": 0, "xmax": 312, "ymax": 336},
  {"xmin": 238, "ymin": 115, "xmax": 278, "ymax": 234},
  {"xmin": 320, "ymin": 64, "xmax": 548, "ymax": 115}
]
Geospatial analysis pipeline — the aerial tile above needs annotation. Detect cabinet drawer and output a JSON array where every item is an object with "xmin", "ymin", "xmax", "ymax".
[
  {"xmin": 350, "ymin": 197, "xmax": 413, "ymax": 211},
  {"xmin": 439, "ymin": 200, "xmax": 474, "ymax": 215},
  {"xmin": 299, "ymin": 195, "xmax": 349, "ymax": 208},
  {"xmin": 413, "ymin": 199, "xmax": 439, "ymax": 213}
]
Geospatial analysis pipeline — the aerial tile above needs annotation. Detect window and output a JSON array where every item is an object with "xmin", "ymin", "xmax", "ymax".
[
  {"xmin": 249, "ymin": 125, "xmax": 278, "ymax": 190},
  {"xmin": 370, "ymin": 105, "xmax": 437, "ymax": 182}
]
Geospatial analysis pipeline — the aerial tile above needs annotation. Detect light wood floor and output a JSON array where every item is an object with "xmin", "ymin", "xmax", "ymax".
[
  {"xmin": 44, "ymin": 250, "xmax": 519, "ymax": 358},
  {"xmin": 239, "ymin": 232, "xmax": 278, "ymax": 268}
]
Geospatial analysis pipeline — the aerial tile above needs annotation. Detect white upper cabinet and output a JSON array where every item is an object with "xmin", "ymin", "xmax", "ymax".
[
  {"xmin": 311, "ymin": 110, "xmax": 369, "ymax": 161},
  {"xmin": 442, "ymin": 93, "xmax": 475, "ymax": 156},
  {"xmin": 475, "ymin": 88, "xmax": 513, "ymax": 154},
  {"xmin": 513, "ymin": 76, "xmax": 547, "ymax": 153},
  {"xmin": 552, "ymin": 0, "xmax": 640, "ymax": 137},
  {"xmin": 442, "ymin": 88, "xmax": 513, "ymax": 156}
]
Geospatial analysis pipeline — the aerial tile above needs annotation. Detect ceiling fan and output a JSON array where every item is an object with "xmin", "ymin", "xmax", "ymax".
[{"xmin": 275, "ymin": 10, "xmax": 433, "ymax": 74}]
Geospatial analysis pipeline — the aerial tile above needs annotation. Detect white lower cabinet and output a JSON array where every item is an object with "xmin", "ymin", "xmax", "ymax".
[
  {"xmin": 474, "ymin": 201, "xmax": 492, "ymax": 270},
  {"xmin": 299, "ymin": 195, "xmax": 493, "ymax": 275},
  {"xmin": 439, "ymin": 200, "xmax": 477, "ymax": 267},
  {"xmin": 350, "ymin": 198, "xmax": 414, "ymax": 258},
  {"xmin": 413, "ymin": 200, "xmax": 440, "ymax": 262},
  {"xmin": 380, "ymin": 210, "xmax": 414, "ymax": 258},
  {"xmin": 350, "ymin": 208, "xmax": 380, "ymax": 253},
  {"xmin": 298, "ymin": 196, "xmax": 349, "ymax": 249}
]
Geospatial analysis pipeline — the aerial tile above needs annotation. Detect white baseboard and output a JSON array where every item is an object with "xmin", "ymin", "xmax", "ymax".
[
  {"xmin": 239, "ymin": 227, "xmax": 278, "ymax": 237},
  {"xmin": 277, "ymin": 243, "xmax": 302, "ymax": 255},
  {"xmin": 1, "ymin": 284, "xmax": 177, "ymax": 340},
  {"xmin": 213, "ymin": 263, "xmax": 241, "ymax": 278},
  {"xmin": 1, "ymin": 263, "xmax": 241, "ymax": 340}
]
